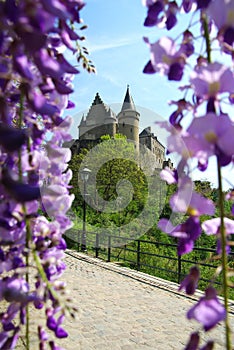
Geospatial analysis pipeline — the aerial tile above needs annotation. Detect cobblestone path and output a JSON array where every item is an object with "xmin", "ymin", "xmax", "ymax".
[{"xmin": 17, "ymin": 250, "xmax": 234, "ymax": 350}]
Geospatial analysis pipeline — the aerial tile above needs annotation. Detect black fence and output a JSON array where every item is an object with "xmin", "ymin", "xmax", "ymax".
[{"xmin": 64, "ymin": 229, "xmax": 234, "ymax": 288}]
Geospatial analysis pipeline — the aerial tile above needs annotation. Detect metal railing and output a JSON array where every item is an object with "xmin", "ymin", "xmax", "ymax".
[{"xmin": 64, "ymin": 229, "xmax": 234, "ymax": 287}]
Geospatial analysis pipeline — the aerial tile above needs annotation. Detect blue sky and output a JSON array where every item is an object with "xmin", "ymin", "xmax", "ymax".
[{"xmin": 66, "ymin": 0, "xmax": 233, "ymax": 191}]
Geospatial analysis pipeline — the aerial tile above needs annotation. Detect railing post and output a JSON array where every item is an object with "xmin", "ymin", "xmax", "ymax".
[
  {"xmin": 178, "ymin": 255, "xmax": 182, "ymax": 284},
  {"xmin": 107, "ymin": 235, "xmax": 111, "ymax": 262},
  {"xmin": 124, "ymin": 244, "xmax": 126, "ymax": 261},
  {"xmin": 137, "ymin": 240, "xmax": 141, "ymax": 271},
  {"xmin": 95, "ymin": 233, "xmax": 99, "ymax": 258},
  {"xmin": 77, "ymin": 231, "xmax": 80, "ymax": 252}
]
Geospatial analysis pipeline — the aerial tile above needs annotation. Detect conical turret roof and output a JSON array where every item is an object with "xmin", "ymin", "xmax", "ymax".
[{"xmin": 121, "ymin": 85, "xmax": 136, "ymax": 111}]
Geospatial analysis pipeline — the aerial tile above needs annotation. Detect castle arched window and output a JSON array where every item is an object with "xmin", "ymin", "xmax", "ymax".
[
  {"xmin": 123, "ymin": 122, "xmax": 125, "ymax": 127},
  {"xmin": 130, "ymin": 128, "xmax": 132, "ymax": 132}
]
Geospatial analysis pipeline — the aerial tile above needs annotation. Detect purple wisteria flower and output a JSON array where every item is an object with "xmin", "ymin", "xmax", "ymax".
[
  {"xmin": 167, "ymin": 112, "xmax": 234, "ymax": 169},
  {"xmin": 202, "ymin": 217, "xmax": 234, "ymax": 236},
  {"xmin": 196, "ymin": 0, "xmax": 211, "ymax": 9},
  {"xmin": 179, "ymin": 266, "xmax": 200, "ymax": 295},
  {"xmin": 0, "ymin": 327, "xmax": 19, "ymax": 350},
  {"xmin": 184, "ymin": 332, "xmax": 200, "ymax": 350},
  {"xmin": 165, "ymin": 1, "xmax": 178, "ymax": 30},
  {"xmin": 38, "ymin": 325, "xmax": 49, "ymax": 350},
  {"xmin": 179, "ymin": 30, "xmax": 195, "ymax": 57},
  {"xmin": 143, "ymin": 0, "xmax": 178, "ymax": 30},
  {"xmin": 207, "ymin": 0, "xmax": 234, "ymax": 51},
  {"xmin": 158, "ymin": 176, "xmax": 215, "ymax": 254},
  {"xmin": 158, "ymin": 216, "xmax": 202, "ymax": 255},
  {"xmin": 187, "ymin": 113, "xmax": 234, "ymax": 167},
  {"xmin": 170, "ymin": 177, "xmax": 215, "ymax": 216},
  {"xmin": 0, "ymin": 277, "xmax": 38, "ymax": 305},
  {"xmin": 143, "ymin": 36, "xmax": 186, "ymax": 80},
  {"xmin": 46, "ymin": 308, "xmax": 68, "ymax": 338},
  {"xmin": 190, "ymin": 62, "xmax": 234, "ymax": 111},
  {"xmin": 160, "ymin": 166, "xmax": 178, "ymax": 184},
  {"xmin": 202, "ymin": 217, "xmax": 234, "ymax": 254},
  {"xmin": 182, "ymin": 0, "xmax": 195, "ymax": 13},
  {"xmin": 200, "ymin": 341, "xmax": 214, "ymax": 350},
  {"xmin": 184, "ymin": 332, "xmax": 214, "ymax": 350},
  {"xmin": 168, "ymin": 98, "xmax": 193, "ymax": 128},
  {"xmin": 143, "ymin": 0, "xmax": 163, "ymax": 27},
  {"xmin": 165, "ymin": 124, "xmax": 210, "ymax": 169},
  {"xmin": 1, "ymin": 169, "xmax": 41, "ymax": 203},
  {"xmin": 0, "ymin": 124, "xmax": 27, "ymax": 152},
  {"xmin": 49, "ymin": 341, "xmax": 65, "ymax": 350},
  {"xmin": 187, "ymin": 287, "xmax": 226, "ymax": 331}
]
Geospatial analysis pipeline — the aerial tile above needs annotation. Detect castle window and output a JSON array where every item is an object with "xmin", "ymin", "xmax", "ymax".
[
  {"xmin": 123, "ymin": 122, "xmax": 125, "ymax": 127},
  {"xmin": 130, "ymin": 128, "xmax": 132, "ymax": 132}
]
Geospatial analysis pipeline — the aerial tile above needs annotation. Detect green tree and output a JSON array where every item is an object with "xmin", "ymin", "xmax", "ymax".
[
  {"xmin": 68, "ymin": 134, "xmax": 149, "ymax": 229},
  {"xmin": 194, "ymin": 180, "xmax": 213, "ymax": 199}
]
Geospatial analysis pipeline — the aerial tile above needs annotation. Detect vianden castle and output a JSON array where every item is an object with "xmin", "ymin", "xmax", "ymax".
[{"xmin": 68, "ymin": 86, "xmax": 173, "ymax": 173}]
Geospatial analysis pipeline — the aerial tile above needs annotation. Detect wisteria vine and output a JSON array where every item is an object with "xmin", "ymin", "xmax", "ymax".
[
  {"xmin": 0, "ymin": 1, "xmax": 94, "ymax": 349},
  {"xmin": 142, "ymin": 0, "xmax": 234, "ymax": 349}
]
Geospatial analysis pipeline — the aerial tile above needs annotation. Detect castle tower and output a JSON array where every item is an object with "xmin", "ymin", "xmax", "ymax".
[
  {"xmin": 78, "ymin": 93, "xmax": 117, "ymax": 140},
  {"xmin": 117, "ymin": 86, "xmax": 140, "ymax": 146}
]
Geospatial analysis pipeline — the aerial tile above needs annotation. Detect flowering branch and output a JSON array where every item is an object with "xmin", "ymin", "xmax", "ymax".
[
  {"xmin": 142, "ymin": 0, "xmax": 234, "ymax": 349},
  {"xmin": 0, "ymin": 0, "xmax": 94, "ymax": 348}
]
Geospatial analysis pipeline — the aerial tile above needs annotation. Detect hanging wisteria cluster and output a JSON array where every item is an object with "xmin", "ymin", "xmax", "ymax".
[
  {"xmin": 143, "ymin": 0, "xmax": 234, "ymax": 349},
  {"xmin": 0, "ymin": 1, "xmax": 94, "ymax": 349}
]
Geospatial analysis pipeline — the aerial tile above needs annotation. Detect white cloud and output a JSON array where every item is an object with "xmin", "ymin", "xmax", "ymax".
[
  {"xmin": 100, "ymin": 72, "xmax": 123, "ymax": 87},
  {"xmin": 87, "ymin": 35, "xmax": 139, "ymax": 54}
]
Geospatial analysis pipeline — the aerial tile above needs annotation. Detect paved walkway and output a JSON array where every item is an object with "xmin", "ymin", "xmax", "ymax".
[{"xmin": 18, "ymin": 249, "xmax": 234, "ymax": 349}]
